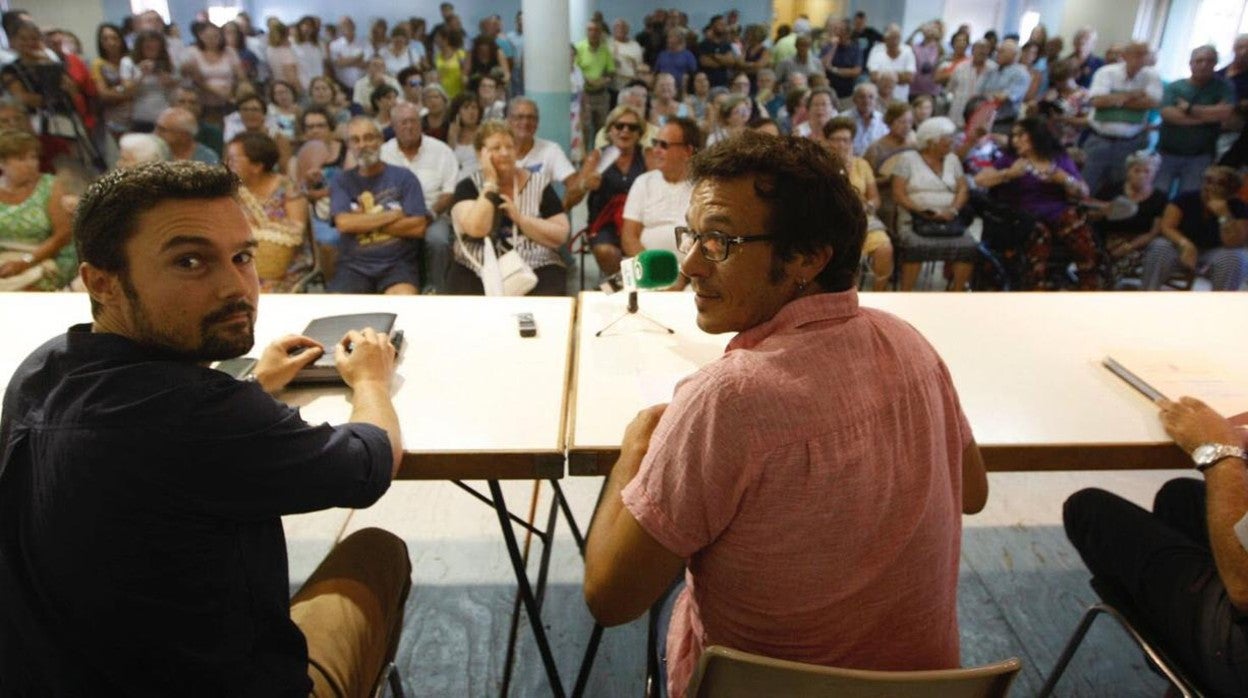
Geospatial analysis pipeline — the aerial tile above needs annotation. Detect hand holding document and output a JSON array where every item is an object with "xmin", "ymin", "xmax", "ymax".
[{"xmin": 1104, "ymin": 350, "xmax": 1248, "ymax": 429}]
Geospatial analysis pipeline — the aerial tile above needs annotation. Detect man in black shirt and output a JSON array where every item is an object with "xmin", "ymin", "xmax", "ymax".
[
  {"xmin": 697, "ymin": 14, "xmax": 739, "ymax": 89},
  {"xmin": 0, "ymin": 162, "xmax": 410, "ymax": 696}
]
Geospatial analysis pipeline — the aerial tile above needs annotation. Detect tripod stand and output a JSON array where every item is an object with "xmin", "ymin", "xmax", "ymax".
[{"xmin": 594, "ymin": 291, "xmax": 675, "ymax": 337}]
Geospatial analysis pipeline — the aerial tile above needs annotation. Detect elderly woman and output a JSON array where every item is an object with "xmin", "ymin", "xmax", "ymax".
[
  {"xmin": 226, "ymin": 132, "xmax": 310, "ymax": 290},
  {"xmin": 795, "ymin": 87, "xmax": 836, "ymax": 142},
  {"xmin": 1093, "ymin": 151, "xmax": 1166, "ymax": 283},
  {"xmin": 825, "ymin": 116, "xmax": 894, "ymax": 290},
  {"xmin": 650, "ymin": 73, "xmax": 691, "ymax": 125},
  {"xmin": 307, "ymin": 76, "xmax": 351, "ymax": 129},
  {"xmin": 421, "ymin": 84, "xmax": 452, "ymax": 142},
  {"xmin": 580, "ymin": 104, "xmax": 647, "ymax": 277},
  {"xmin": 0, "ymin": 131, "xmax": 74, "ymax": 291},
  {"xmin": 705, "ymin": 94, "xmax": 751, "ymax": 146},
  {"xmin": 975, "ymin": 116, "xmax": 1098, "ymax": 289},
  {"xmin": 1141, "ymin": 166, "xmax": 1248, "ymax": 291},
  {"xmin": 863, "ymin": 101, "xmax": 915, "ymax": 175},
  {"xmin": 890, "ymin": 117, "xmax": 979, "ymax": 291},
  {"xmin": 116, "ymin": 132, "xmax": 169, "ymax": 168},
  {"xmin": 449, "ymin": 120, "xmax": 571, "ymax": 295}
]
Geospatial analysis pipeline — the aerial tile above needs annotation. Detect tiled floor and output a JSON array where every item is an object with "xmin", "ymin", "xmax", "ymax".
[{"xmin": 284, "ymin": 469, "xmax": 1190, "ymax": 697}]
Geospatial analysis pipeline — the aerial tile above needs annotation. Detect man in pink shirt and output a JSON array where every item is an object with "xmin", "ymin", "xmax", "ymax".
[{"xmin": 583, "ymin": 132, "xmax": 989, "ymax": 698}]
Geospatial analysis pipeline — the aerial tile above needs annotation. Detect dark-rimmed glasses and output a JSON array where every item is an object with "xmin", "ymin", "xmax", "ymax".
[
  {"xmin": 675, "ymin": 226, "xmax": 777, "ymax": 262},
  {"xmin": 653, "ymin": 138, "xmax": 687, "ymax": 150}
]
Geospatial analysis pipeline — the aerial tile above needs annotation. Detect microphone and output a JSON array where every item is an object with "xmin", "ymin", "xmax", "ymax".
[{"xmin": 600, "ymin": 249, "xmax": 680, "ymax": 294}]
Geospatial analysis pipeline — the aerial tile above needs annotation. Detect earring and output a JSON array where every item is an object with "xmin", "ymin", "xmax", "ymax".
[{"xmin": 796, "ymin": 278, "xmax": 808, "ymax": 291}]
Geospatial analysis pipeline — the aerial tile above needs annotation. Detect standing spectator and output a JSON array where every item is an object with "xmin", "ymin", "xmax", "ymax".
[
  {"xmin": 977, "ymin": 39, "xmax": 1030, "ymax": 129},
  {"xmin": 181, "ymin": 21, "xmax": 244, "ymax": 127},
  {"xmin": 431, "ymin": 26, "xmax": 468, "ymax": 99},
  {"xmin": 291, "ymin": 16, "xmax": 325, "ymax": 93},
  {"xmin": 380, "ymin": 26, "xmax": 420, "ymax": 78},
  {"xmin": 128, "ymin": 30, "xmax": 177, "ymax": 133},
  {"xmin": 329, "ymin": 116, "xmax": 428, "ymax": 294},
  {"xmin": 91, "ymin": 23, "xmax": 137, "ymax": 151},
  {"xmin": 1141, "ymin": 165, "xmax": 1248, "ymax": 291},
  {"xmin": 0, "ymin": 131, "xmax": 74, "ymax": 291},
  {"xmin": 466, "ymin": 35, "xmax": 509, "ymax": 94},
  {"xmin": 477, "ymin": 74, "xmax": 507, "ymax": 121},
  {"xmin": 1217, "ymin": 34, "xmax": 1248, "ymax": 160},
  {"xmin": 1157, "ymin": 46, "xmax": 1235, "ymax": 197},
  {"xmin": 448, "ymin": 121, "xmax": 570, "ymax": 295},
  {"xmin": 265, "ymin": 21, "xmax": 300, "ymax": 94},
  {"xmin": 867, "ymin": 25, "xmax": 916, "ymax": 103},
  {"xmin": 154, "ymin": 107, "xmax": 219, "ymax": 164},
  {"xmin": 621, "ymin": 116, "xmax": 700, "ymax": 258},
  {"xmin": 366, "ymin": 19, "xmax": 388, "ymax": 59},
  {"xmin": 740, "ymin": 24, "xmax": 771, "ymax": 92},
  {"xmin": 506, "ymin": 12, "xmax": 524, "ymax": 94},
  {"xmin": 840, "ymin": 82, "xmax": 889, "ymax": 156},
  {"xmin": 610, "ymin": 19, "xmax": 644, "ymax": 93},
  {"xmin": 1082, "ymin": 42, "xmax": 1162, "ymax": 193},
  {"xmin": 775, "ymin": 35, "xmax": 822, "ymax": 92},
  {"xmin": 851, "ymin": 11, "xmax": 884, "ymax": 67},
  {"xmin": 935, "ymin": 31, "xmax": 971, "ymax": 87},
  {"xmin": 1067, "ymin": 27, "xmax": 1104, "ymax": 88},
  {"xmin": 381, "ymin": 101, "xmax": 459, "ymax": 292},
  {"xmin": 698, "ymin": 14, "xmax": 740, "ymax": 89},
  {"xmin": 822, "ymin": 18, "xmax": 862, "ymax": 98},
  {"xmin": 909, "ymin": 21, "xmax": 943, "ymax": 99},
  {"xmin": 575, "ymin": 20, "xmax": 615, "ymax": 155},
  {"xmin": 352, "ymin": 57, "xmax": 401, "ymax": 114},
  {"xmin": 654, "ymin": 28, "xmax": 698, "ymax": 95},
  {"xmin": 328, "ymin": 16, "xmax": 368, "ymax": 90}
]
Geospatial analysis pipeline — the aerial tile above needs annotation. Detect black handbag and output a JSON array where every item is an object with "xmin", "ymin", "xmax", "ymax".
[{"xmin": 911, "ymin": 212, "xmax": 969, "ymax": 237}]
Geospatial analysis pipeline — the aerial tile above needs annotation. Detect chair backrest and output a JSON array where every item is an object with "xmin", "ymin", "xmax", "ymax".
[{"xmin": 686, "ymin": 646, "xmax": 1022, "ymax": 698}]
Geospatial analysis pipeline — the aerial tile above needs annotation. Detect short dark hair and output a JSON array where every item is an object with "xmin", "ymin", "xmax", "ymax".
[
  {"xmin": 689, "ymin": 131, "xmax": 865, "ymax": 292},
  {"xmin": 666, "ymin": 116, "xmax": 702, "ymax": 150},
  {"xmin": 1011, "ymin": 116, "xmax": 1062, "ymax": 160},
  {"xmin": 823, "ymin": 115, "xmax": 857, "ymax": 138},
  {"xmin": 300, "ymin": 104, "xmax": 334, "ymax": 133},
  {"xmin": 230, "ymin": 132, "xmax": 279, "ymax": 171},
  {"xmin": 75, "ymin": 162, "xmax": 238, "ymax": 309},
  {"xmin": 236, "ymin": 93, "xmax": 266, "ymax": 112},
  {"xmin": 370, "ymin": 84, "xmax": 398, "ymax": 112}
]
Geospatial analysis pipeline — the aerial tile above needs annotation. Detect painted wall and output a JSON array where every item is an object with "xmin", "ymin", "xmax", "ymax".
[
  {"xmin": 1058, "ymin": 0, "xmax": 1144, "ymax": 48},
  {"xmin": 29, "ymin": 0, "xmax": 105, "ymax": 56}
]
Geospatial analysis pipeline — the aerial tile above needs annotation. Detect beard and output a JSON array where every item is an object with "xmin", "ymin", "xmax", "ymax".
[
  {"xmin": 120, "ymin": 273, "xmax": 256, "ymax": 361},
  {"xmin": 357, "ymin": 147, "xmax": 381, "ymax": 168}
]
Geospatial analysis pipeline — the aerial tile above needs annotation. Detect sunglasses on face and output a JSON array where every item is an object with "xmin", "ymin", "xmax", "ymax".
[
  {"xmin": 653, "ymin": 138, "xmax": 687, "ymax": 150},
  {"xmin": 612, "ymin": 122, "xmax": 642, "ymax": 133}
]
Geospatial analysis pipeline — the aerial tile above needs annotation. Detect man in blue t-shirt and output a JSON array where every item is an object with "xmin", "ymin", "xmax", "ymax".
[{"xmin": 330, "ymin": 117, "xmax": 428, "ymax": 294}]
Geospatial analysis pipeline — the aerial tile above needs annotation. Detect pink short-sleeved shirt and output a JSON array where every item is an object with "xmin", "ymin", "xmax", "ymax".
[{"xmin": 621, "ymin": 289, "xmax": 973, "ymax": 698}]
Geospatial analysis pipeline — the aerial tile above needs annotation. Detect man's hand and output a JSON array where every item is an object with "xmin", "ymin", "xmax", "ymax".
[
  {"xmin": 1158, "ymin": 397, "xmax": 1241, "ymax": 453},
  {"xmin": 252, "ymin": 335, "xmax": 323, "ymax": 393},
  {"xmin": 1177, "ymin": 237, "xmax": 1199, "ymax": 270},
  {"xmin": 334, "ymin": 327, "xmax": 397, "ymax": 389},
  {"xmin": 1207, "ymin": 197, "xmax": 1232, "ymax": 218}
]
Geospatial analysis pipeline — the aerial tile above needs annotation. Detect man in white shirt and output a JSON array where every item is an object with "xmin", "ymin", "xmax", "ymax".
[
  {"xmin": 947, "ymin": 40, "xmax": 995, "ymax": 127},
  {"xmin": 839, "ymin": 83, "xmax": 888, "ymax": 156},
  {"xmin": 621, "ymin": 117, "xmax": 699, "ymax": 260},
  {"xmin": 380, "ymin": 102, "xmax": 459, "ymax": 292},
  {"xmin": 353, "ymin": 57, "xmax": 402, "ymax": 113},
  {"xmin": 1082, "ymin": 41, "xmax": 1163, "ymax": 193},
  {"xmin": 329, "ymin": 16, "xmax": 368, "ymax": 89},
  {"xmin": 507, "ymin": 96, "xmax": 589, "ymax": 210},
  {"xmin": 610, "ymin": 19, "xmax": 644, "ymax": 93},
  {"xmin": 867, "ymin": 25, "xmax": 916, "ymax": 103}
]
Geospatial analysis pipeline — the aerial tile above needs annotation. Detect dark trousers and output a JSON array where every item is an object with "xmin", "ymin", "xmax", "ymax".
[{"xmin": 1064, "ymin": 480, "xmax": 1248, "ymax": 696}]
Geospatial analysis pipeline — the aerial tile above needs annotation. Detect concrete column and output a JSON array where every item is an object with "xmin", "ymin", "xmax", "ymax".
[{"xmin": 522, "ymin": 0, "xmax": 573, "ymax": 149}]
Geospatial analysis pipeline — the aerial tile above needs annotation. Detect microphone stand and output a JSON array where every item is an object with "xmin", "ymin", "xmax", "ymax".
[{"xmin": 594, "ymin": 290, "xmax": 675, "ymax": 337}]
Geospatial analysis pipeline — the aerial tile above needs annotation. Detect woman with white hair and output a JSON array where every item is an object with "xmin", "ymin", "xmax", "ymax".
[
  {"xmin": 115, "ymin": 132, "xmax": 169, "ymax": 168},
  {"xmin": 890, "ymin": 116, "xmax": 979, "ymax": 290},
  {"xmin": 1092, "ymin": 151, "xmax": 1165, "ymax": 283}
]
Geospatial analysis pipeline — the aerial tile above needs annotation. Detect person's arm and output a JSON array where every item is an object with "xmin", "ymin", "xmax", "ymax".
[
  {"xmin": 896, "ymin": 50, "xmax": 915, "ymax": 85},
  {"xmin": 862, "ymin": 167, "xmax": 881, "ymax": 213},
  {"xmin": 0, "ymin": 178, "xmax": 74, "ymax": 280},
  {"xmin": 336, "ymin": 327, "xmax": 403, "ymax": 476},
  {"xmin": 1158, "ymin": 397, "xmax": 1248, "ymax": 612},
  {"xmin": 503, "ymin": 195, "xmax": 569, "ymax": 247},
  {"xmin": 1157, "ymin": 202, "xmax": 1200, "ymax": 269},
  {"xmin": 451, "ymin": 173, "xmax": 498, "ymax": 239},
  {"xmin": 282, "ymin": 188, "xmax": 309, "ymax": 237},
  {"xmin": 973, "ymin": 158, "xmax": 1027, "ymax": 189},
  {"xmin": 620, "ymin": 218, "xmax": 645, "ymax": 256},
  {"xmin": 335, "ymin": 208, "xmax": 402, "ymax": 233},
  {"xmin": 951, "ymin": 170, "xmax": 970, "ymax": 211},
  {"xmin": 962, "ymin": 441, "xmax": 988, "ymax": 514},
  {"xmin": 890, "ymin": 167, "xmax": 923, "ymax": 212},
  {"xmin": 377, "ymin": 213, "xmax": 428, "ymax": 237},
  {"xmin": 584, "ymin": 405, "xmax": 685, "ymax": 627},
  {"xmin": 2, "ymin": 70, "xmax": 42, "ymax": 109},
  {"xmin": 1208, "ymin": 199, "xmax": 1248, "ymax": 248},
  {"xmin": 431, "ymin": 191, "xmax": 454, "ymax": 217}
]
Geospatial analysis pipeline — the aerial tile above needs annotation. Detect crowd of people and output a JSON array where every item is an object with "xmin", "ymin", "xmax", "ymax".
[{"xmin": 1, "ymin": 3, "xmax": 1246, "ymax": 294}]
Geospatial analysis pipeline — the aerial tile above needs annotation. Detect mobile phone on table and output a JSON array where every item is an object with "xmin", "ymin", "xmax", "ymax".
[{"xmin": 517, "ymin": 313, "xmax": 537, "ymax": 338}]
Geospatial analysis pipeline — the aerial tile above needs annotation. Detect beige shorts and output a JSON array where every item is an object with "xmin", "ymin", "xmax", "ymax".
[{"xmin": 862, "ymin": 229, "xmax": 892, "ymax": 257}]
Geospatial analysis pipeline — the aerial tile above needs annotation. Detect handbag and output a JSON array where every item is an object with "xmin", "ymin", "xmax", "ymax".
[
  {"xmin": 911, "ymin": 213, "xmax": 968, "ymax": 238},
  {"xmin": 456, "ymin": 177, "xmax": 538, "ymax": 296}
]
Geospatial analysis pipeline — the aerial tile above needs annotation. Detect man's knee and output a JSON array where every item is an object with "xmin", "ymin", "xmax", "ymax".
[
  {"xmin": 1063, "ymin": 487, "xmax": 1118, "ymax": 542},
  {"xmin": 1154, "ymin": 477, "xmax": 1205, "ymax": 515},
  {"xmin": 339, "ymin": 528, "xmax": 412, "ymax": 580}
]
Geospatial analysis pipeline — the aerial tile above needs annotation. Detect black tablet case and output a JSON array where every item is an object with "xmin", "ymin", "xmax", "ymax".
[{"xmin": 289, "ymin": 312, "xmax": 398, "ymax": 385}]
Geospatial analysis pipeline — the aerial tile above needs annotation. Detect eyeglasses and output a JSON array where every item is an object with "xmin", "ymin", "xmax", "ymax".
[
  {"xmin": 510, "ymin": 113, "xmax": 538, "ymax": 122},
  {"xmin": 407, "ymin": 79, "xmax": 423, "ymax": 87},
  {"xmin": 304, "ymin": 121, "xmax": 330, "ymax": 130},
  {"xmin": 653, "ymin": 138, "xmax": 687, "ymax": 150},
  {"xmin": 612, "ymin": 121, "xmax": 642, "ymax": 133},
  {"xmin": 675, "ymin": 226, "xmax": 776, "ymax": 262}
]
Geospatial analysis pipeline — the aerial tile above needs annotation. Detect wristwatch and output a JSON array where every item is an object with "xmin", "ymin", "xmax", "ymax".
[
  {"xmin": 19, "ymin": 252, "xmax": 34, "ymax": 265},
  {"xmin": 1218, "ymin": 215, "xmax": 1231, "ymax": 227},
  {"xmin": 1192, "ymin": 443, "xmax": 1247, "ymax": 472}
]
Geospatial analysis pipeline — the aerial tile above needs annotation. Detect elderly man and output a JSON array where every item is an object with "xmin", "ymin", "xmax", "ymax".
[
  {"xmin": 154, "ymin": 107, "xmax": 219, "ymax": 163},
  {"xmin": 947, "ymin": 40, "xmax": 995, "ymax": 128},
  {"xmin": 1064, "ymin": 397, "xmax": 1248, "ymax": 695},
  {"xmin": 977, "ymin": 39, "xmax": 1030, "ymax": 127},
  {"xmin": 583, "ymin": 132, "xmax": 987, "ymax": 698},
  {"xmin": 1082, "ymin": 42, "xmax": 1163, "ymax": 193},
  {"xmin": 353, "ymin": 56, "xmax": 402, "ymax": 114},
  {"xmin": 507, "ymin": 97, "xmax": 584, "ymax": 209},
  {"xmin": 839, "ymin": 82, "xmax": 888, "ymax": 156},
  {"xmin": 1070, "ymin": 26, "xmax": 1104, "ymax": 88},
  {"xmin": 380, "ymin": 102, "xmax": 459, "ymax": 293},
  {"xmin": 0, "ymin": 162, "xmax": 410, "ymax": 694},
  {"xmin": 867, "ymin": 24, "xmax": 916, "ymax": 103},
  {"xmin": 330, "ymin": 117, "xmax": 428, "ymax": 294},
  {"xmin": 621, "ymin": 116, "xmax": 700, "ymax": 258},
  {"xmin": 575, "ymin": 20, "xmax": 615, "ymax": 153},
  {"xmin": 329, "ymin": 16, "xmax": 368, "ymax": 88},
  {"xmin": 1157, "ymin": 46, "xmax": 1236, "ymax": 197},
  {"xmin": 610, "ymin": 18, "xmax": 644, "ymax": 92},
  {"xmin": 171, "ymin": 86, "xmax": 224, "ymax": 157}
]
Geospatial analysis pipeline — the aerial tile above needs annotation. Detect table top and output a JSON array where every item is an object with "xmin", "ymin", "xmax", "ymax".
[
  {"xmin": 567, "ymin": 291, "xmax": 1248, "ymax": 473},
  {"xmin": 0, "ymin": 293, "xmax": 576, "ymax": 480}
]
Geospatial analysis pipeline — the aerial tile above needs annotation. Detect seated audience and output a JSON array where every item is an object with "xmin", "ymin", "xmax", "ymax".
[
  {"xmin": 329, "ymin": 117, "xmax": 428, "ymax": 294},
  {"xmin": 1064, "ymin": 397, "xmax": 1248, "ymax": 698},
  {"xmin": 308, "ymin": 76, "xmax": 352, "ymax": 129},
  {"xmin": 476, "ymin": 74, "xmax": 507, "ymax": 121},
  {"xmin": 226, "ymin": 132, "xmax": 310, "ymax": 291},
  {"xmin": 223, "ymin": 94, "xmax": 293, "ymax": 171},
  {"xmin": 0, "ymin": 131, "xmax": 74, "ymax": 291},
  {"xmin": 449, "ymin": 120, "xmax": 571, "ymax": 295},
  {"xmin": 0, "ymin": 161, "xmax": 410, "ymax": 695},
  {"xmin": 155, "ymin": 107, "xmax": 220, "ymax": 164},
  {"xmin": 421, "ymin": 84, "xmax": 453, "ymax": 142},
  {"xmin": 651, "ymin": 73, "xmax": 692, "ymax": 125},
  {"xmin": 840, "ymin": 83, "xmax": 889, "ymax": 156},
  {"xmin": 371, "ymin": 84, "xmax": 399, "ymax": 141},
  {"xmin": 974, "ymin": 116, "xmax": 1098, "ymax": 290},
  {"xmin": 704, "ymin": 94, "xmax": 751, "ymax": 146},
  {"xmin": 794, "ymin": 87, "xmax": 836, "ymax": 143},
  {"xmin": 864, "ymin": 101, "xmax": 916, "ymax": 175},
  {"xmin": 267, "ymin": 80, "xmax": 301, "ymax": 140},
  {"xmin": 582, "ymin": 105, "xmax": 648, "ymax": 278},
  {"xmin": 621, "ymin": 116, "xmax": 700, "ymax": 262},
  {"xmin": 448, "ymin": 93, "xmax": 483, "ymax": 177},
  {"xmin": 115, "ymin": 132, "xmax": 169, "ymax": 168},
  {"xmin": 891, "ymin": 117, "xmax": 979, "ymax": 291},
  {"xmin": 825, "ymin": 116, "xmax": 894, "ymax": 291},
  {"xmin": 1092, "ymin": 151, "xmax": 1166, "ymax": 283},
  {"xmin": 1141, "ymin": 165, "xmax": 1248, "ymax": 290},
  {"xmin": 353, "ymin": 56, "xmax": 403, "ymax": 114},
  {"xmin": 685, "ymin": 71, "xmax": 713, "ymax": 124},
  {"xmin": 1035, "ymin": 59, "xmax": 1090, "ymax": 152},
  {"xmin": 583, "ymin": 131, "xmax": 987, "ymax": 698}
]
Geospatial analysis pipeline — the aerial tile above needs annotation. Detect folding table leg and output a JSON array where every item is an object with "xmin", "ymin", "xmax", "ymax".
[{"xmin": 488, "ymin": 480, "xmax": 566, "ymax": 698}]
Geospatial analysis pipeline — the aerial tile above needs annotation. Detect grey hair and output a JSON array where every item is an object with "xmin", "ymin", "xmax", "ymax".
[
  {"xmin": 915, "ymin": 116, "xmax": 956, "ymax": 149},
  {"xmin": 1124, "ymin": 150, "xmax": 1160, "ymax": 171}
]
